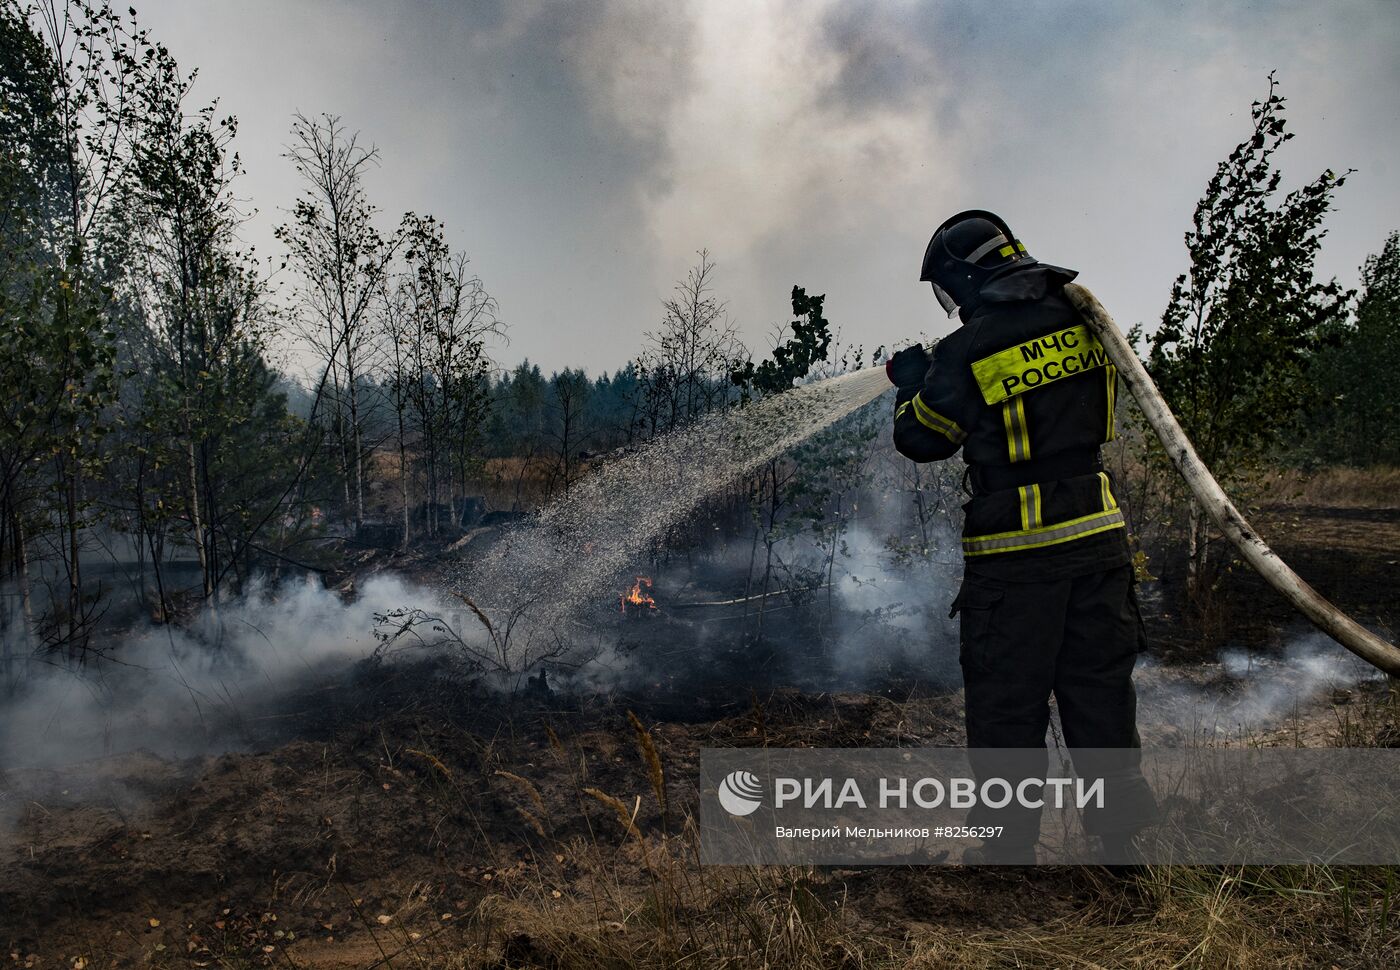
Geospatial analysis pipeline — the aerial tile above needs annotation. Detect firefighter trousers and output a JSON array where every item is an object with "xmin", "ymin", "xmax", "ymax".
[{"xmin": 951, "ymin": 564, "xmax": 1157, "ymax": 847}]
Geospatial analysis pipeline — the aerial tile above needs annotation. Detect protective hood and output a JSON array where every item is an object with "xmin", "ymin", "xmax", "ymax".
[{"xmin": 956, "ymin": 263, "xmax": 1079, "ymax": 323}]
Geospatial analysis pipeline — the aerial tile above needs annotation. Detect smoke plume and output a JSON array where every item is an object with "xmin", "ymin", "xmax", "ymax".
[{"xmin": 0, "ymin": 574, "xmax": 443, "ymax": 771}]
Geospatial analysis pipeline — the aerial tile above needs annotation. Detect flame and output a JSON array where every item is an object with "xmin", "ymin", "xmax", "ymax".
[{"xmin": 620, "ymin": 576, "xmax": 656, "ymax": 613}]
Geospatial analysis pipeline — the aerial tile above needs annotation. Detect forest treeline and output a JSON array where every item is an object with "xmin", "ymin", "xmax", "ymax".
[
  {"xmin": 1, "ymin": 4, "xmax": 1398, "ymax": 659},
  {"xmin": 0, "ymin": 3, "xmax": 848, "ymax": 658}
]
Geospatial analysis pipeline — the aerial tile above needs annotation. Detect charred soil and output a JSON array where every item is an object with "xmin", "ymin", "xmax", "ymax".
[{"xmin": 2, "ymin": 503, "xmax": 1398, "ymax": 968}]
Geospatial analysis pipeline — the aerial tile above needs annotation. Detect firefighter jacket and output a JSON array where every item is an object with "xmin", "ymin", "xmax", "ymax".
[{"xmin": 893, "ymin": 264, "xmax": 1130, "ymax": 576}]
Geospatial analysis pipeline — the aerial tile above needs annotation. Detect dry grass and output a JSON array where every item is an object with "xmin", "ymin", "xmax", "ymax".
[
  {"xmin": 478, "ymin": 456, "xmax": 556, "ymax": 511},
  {"xmin": 357, "ymin": 450, "xmax": 559, "ymax": 521},
  {"xmin": 412, "ymin": 832, "xmax": 1399, "ymax": 970},
  {"xmin": 71, "ymin": 697, "xmax": 1400, "ymax": 970},
  {"xmin": 1331, "ymin": 680, "xmax": 1400, "ymax": 748},
  {"xmin": 910, "ymin": 866, "xmax": 1399, "ymax": 969},
  {"xmin": 627, "ymin": 710, "xmax": 669, "ymax": 826},
  {"xmin": 413, "ymin": 725, "xmax": 1400, "ymax": 970}
]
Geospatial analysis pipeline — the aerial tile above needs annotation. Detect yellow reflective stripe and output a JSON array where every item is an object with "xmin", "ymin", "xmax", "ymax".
[
  {"xmin": 1099, "ymin": 471, "xmax": 1117, "ymax": 511},
  {"xmin": 962, "ymin": 509, "xmax": 1126, "ymax": 556},
  {"xmin": 1001, "ymin": 397, "xmax": 1031, "ymax": 463},
  {"xmin": 912, "ymin": 392, "xmax": 967, "ymax": 443},
  {"xmin": 998, "ymin": 244, "xmax": 1016, "ymax": 258},
  {"xmin": 895, "ymin": 400, "xmax": 911, "ymax": 420},
  {"xmin": 970, "ymin": 323, "xmax": 1110, "ymax": 405},
  {"xmin": 1016, "ymin": 398, "xmax": 1030, "ymax": 461},
  {"xmin": 1018, "ymin": 483, "xmax": 1042, "ymax": 531},
  {"xmin": 965, "ymin": 508, "xmax": 1125, "ymax": 543},
  {"xmin": 1001, "ymin": 401, "xmax": 1016, "ymax": 461},
  {"xmin": 1105, "ymin": 363, "xmax": 1117, "ymax": 441}
]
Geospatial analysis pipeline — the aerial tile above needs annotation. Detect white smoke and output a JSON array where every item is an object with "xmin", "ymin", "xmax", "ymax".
[
  {"xmin": 827, "ymin": 522, "xmax": 963, "ymax": 685},
  {"xmin": 0, "ymin": 574, "xmax": 444, "ymax": 770},
  {"xmin": 1134, "ymin": 632, "xmax": 1386, "ymax": 741}
]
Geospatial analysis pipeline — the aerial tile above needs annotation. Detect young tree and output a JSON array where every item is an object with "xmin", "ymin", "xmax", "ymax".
[
  {"xmin": 1, "ymin": 1, "xmax": 66, "ymax": 657},
  {"xmin": 0, "ymin": 247, "xmax": 115, "ymax": 650},
  {"xmin": 730, "ymin": 286, "xmax": 833, "ymax": 637},
  {"xmin": 277, "ymin": 113, "xmax": 397, "ymax": 526},
  {"xmin": 784, "ymin": 342, "xmax": 881, "ymax": 623},
  {"xmin": 731, "ymin": 286, "xmax": 832, "ymax": 399},
  {"xmin": 1147, "ymin": 73, "xmax": 1351, "ymax": 588},
  {"xmin": 634, "ymin": 251, "xmax": 745, "ymax": 439},
  {"xmin": 113, "ymin": 40, "xmax": 283, "ymax": 602},
  {"xmin": 377, "ymin": 277, "xmax": 416, "ymax": 549},
  {"xmin": 0, "ymin": 0, "xmax": 141, "ymax": 650},
  {"xmin": 397, "ymin": 213, "xmax": 502, "ymax": 536}
]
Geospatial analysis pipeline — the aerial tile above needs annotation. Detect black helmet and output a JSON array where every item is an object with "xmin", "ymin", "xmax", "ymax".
[{"xmin": 920, "ymin": 210, "xmax": 1035, "ymax": 317}]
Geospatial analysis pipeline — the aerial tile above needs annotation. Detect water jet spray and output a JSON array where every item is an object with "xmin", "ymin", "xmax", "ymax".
[{"xmin": 456, "ymin": 366, "xmax": 894, "ymax": 666}]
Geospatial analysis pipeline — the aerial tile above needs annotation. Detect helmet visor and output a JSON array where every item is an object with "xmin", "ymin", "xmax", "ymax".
[{"xmin": 931, "ymin": 281, "xmax": 958, "ymax": 317}]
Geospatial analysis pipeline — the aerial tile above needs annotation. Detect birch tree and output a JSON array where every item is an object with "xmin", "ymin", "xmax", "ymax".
[
  {"xmin": 1148, "ymin": 74, "xmax": 1351, "ymax": 592},
  {"xmin": 634, "ymin": 251, "xmax": 745, "ymax": 439},
  {"xmin": 398, "ymin": 213, "xmax": 502, "ymax": 535},
  {"xmin": 277, "ymin": 113, "xmax": 396, "ymax": 526}
]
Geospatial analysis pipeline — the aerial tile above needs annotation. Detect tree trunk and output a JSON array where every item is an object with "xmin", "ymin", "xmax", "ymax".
[
  {"xmin": 398, "ymin": 414, "xmax": 411, "ymax": 552},
  {"xmin": 423, "ymin": 427, "xmax": 437, "ymax": 538},
  {"xmin": 18, "ymin": 515, "xmax": 32, "ymax": 634},
  {"xmin": 186, "ymin": 430, "xmax": 210, "ymax": 598},
  {"xmin": 5, "ymin": 508, "xmax": 33, "ymax": 691},
  {"xmin": 199, "ymin": 438, "xmax": 224, "ymax": 601},
  {"xmin": 347, "ymin": 359, "xmax": 365, "ymax": 526},
  {"xmin": 66, "ymin": 464, "xmax": 81, "ymax": 647},
  {"xmin": 756, "ymin": 538, "xmax": 774, "ymax": 640},
  {"xmin": 1186, "ymin": 498, "xmax": 1202, "ymax": 596},
  {"xmin": 741, "ymin": 525, "xmax": 760, "ymax": 632},
  {"xmin": 755, "ymin": 462, "xmax": 780, "ymax": 639},
  {"xmin": 826, "ymin": 512, "xmax": 840, "ymax": 623}
]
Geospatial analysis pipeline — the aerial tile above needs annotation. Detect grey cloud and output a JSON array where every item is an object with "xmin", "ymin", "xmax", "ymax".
[
  {"xmin": 817, "ymin": 3, "xmax": 943, "ymax": 113},
  {"xmin": 130, "ymin": 0, "xmax": 1400, "ymax": 372}
]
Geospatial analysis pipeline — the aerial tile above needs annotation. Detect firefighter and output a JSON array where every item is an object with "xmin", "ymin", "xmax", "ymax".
[{"xmin": 888, "ymin": 210, "xmax": 1154, "ymax": 864}]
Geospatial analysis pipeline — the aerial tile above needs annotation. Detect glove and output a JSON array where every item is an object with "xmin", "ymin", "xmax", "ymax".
[{"xmin": 886, "ymin": 344, "xmax": 932, "ymax": 389}]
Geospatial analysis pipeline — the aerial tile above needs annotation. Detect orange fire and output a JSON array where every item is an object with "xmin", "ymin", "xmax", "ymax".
[{"xmin": 620, "ymin": 576, "xmax": 656, "ymax": 613}]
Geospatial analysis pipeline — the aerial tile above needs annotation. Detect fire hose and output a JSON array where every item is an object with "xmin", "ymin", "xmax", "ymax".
[{"xmin": 1065, "ymin": 283, "xmax": 1400, "ymax": 676}]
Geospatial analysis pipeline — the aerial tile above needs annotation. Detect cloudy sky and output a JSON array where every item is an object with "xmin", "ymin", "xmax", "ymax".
[{"xmin": 134, "ymin": 0, "xmax": 1400, "ymax": 375}]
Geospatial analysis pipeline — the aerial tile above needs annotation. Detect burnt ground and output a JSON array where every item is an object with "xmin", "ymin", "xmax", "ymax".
[
  {"xmin": 1143, "ymin": 504, "xmax": 1400, "ymax": 662},
  {"xmin": 1241, "ymin": 505, "xmax": 1399, "ymax": 635},
  {"xmin": 0, "ymin": 503, "xmax": 1397, "ymax": 969},
  {"xmin": 0, "ymin": 678, "xmax": 1088, "ymax": 968}
]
